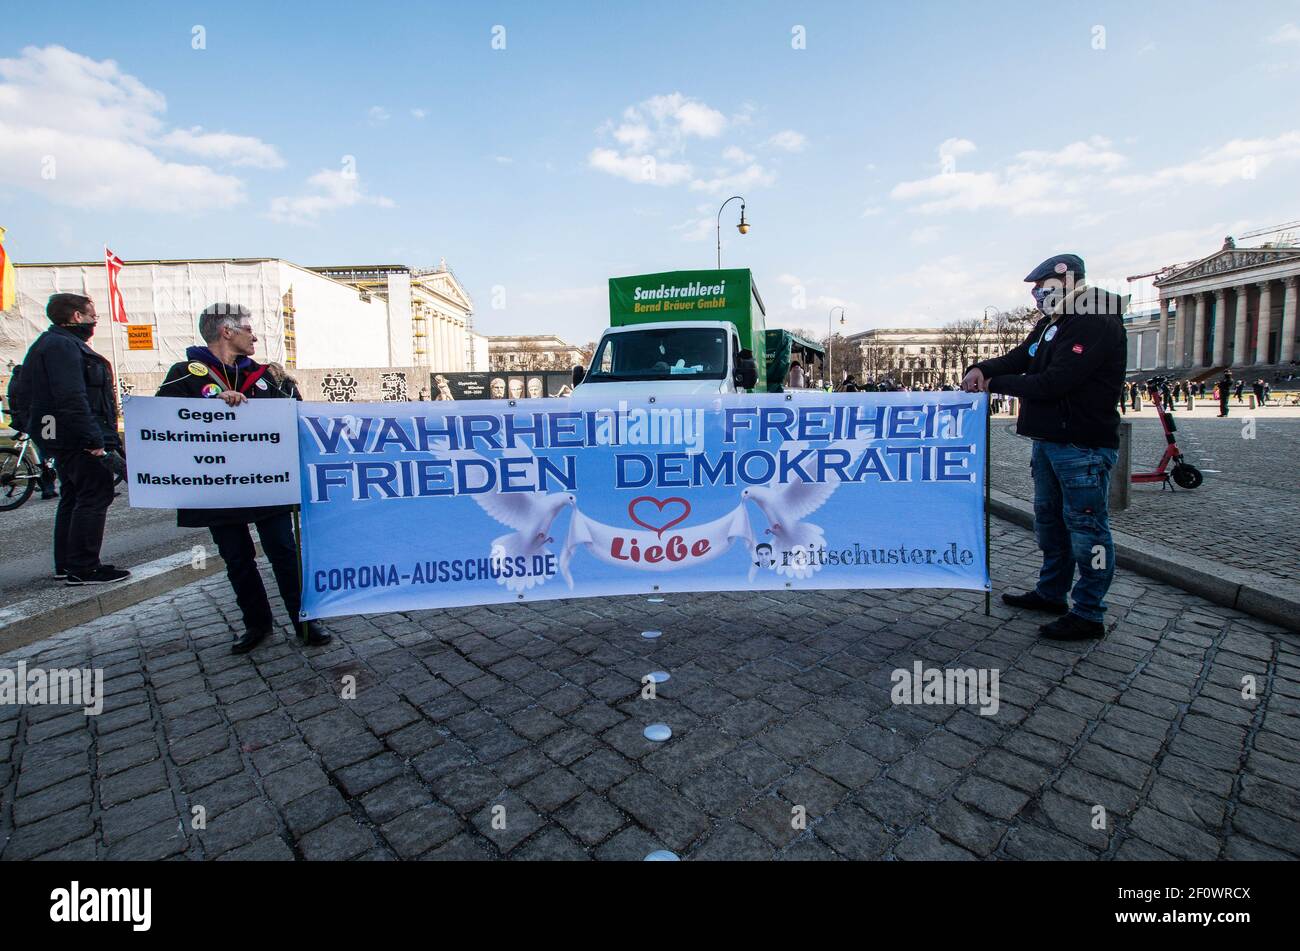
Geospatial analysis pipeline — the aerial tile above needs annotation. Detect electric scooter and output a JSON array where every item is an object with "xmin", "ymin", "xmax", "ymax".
[{"xmin": 1133, "ymin": 376, "xmax": 1203, "ymax": 490}]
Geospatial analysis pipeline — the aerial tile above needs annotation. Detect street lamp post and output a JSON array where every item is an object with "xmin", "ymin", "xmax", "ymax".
[
  {"xmin": 716, "ymin": 196, "xmax": 749, "ymax": 268},
  {"xmin": 828, "ymin": 306, "xmax": 845, "ymax": 388}
]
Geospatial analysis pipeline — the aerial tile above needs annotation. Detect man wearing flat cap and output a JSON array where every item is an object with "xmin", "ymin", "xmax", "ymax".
[{"xmin": 962, "ymin": 254, "xmax": 1127, "ymax": 641}]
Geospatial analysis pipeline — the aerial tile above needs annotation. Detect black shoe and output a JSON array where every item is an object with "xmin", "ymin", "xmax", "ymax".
[
  {"xmin": 41, "ymin": 491, "xmax": 59, "ymax": 500},
  {"xmin": 57, "ymin": 563, "xmax": 118, "ymax": 580},
  {"xmin": 1001, "ymin": 590, "xmax": 1069, "ymax": 614},
  {"xmin": 1040, "ymin": 613, "xmax": 1105, "ymax": 641},
  {"xmin": 231, "ymin": 627, "xmax": 271, "ymax": 655},
  {"xmin": 300, "ymin": 621, "xmax": 332, "ymax": 647},
  {"xmin": 65, "ymin": 566, "xmax": 131, "ymax": 585}
]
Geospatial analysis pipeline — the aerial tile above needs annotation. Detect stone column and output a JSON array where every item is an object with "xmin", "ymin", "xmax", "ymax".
[
  {"xmin": 1232, "ymin": 285, "xmax": 1249, "ymax": 366},
  {"xmin": 1255, "ymin": 281, "xmax": 1273, "ymax": 365},
  {"xmin": 1193, "ymin": 292, "xmax": 1207, "ymax": 368},
  {"xmin": 1157, "ymin": 297, "xmax": 1169, "ymax": 368},
  {"xmin": 1212, "ymin": 289, "xmax": 1227, "ymax": 367},
  {"xmin": 1281, "ymin": 276, "xmax": 1298, "ymax": 366},
  {"xmin": 1174, "ymin": 295, "xmax": 1188, "ymax": 367}
]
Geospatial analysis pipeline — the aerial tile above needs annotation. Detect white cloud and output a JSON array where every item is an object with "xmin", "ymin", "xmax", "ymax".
[
  {"xmin": 158, "ymin": 127, "xmax": 284, "ymax": 168},
  {"xmin": 0, "ymin": 45, "xmax": 279, "ymax": 212},
  {"xmin": 268, "ymin": 168, "xmax": 395, "ymax": 225},
  {"xmin": 889, "ymin": 255, "xmax": 1024, "ymax": 325},
  {"xmin": 1267, "ymin": 23, "xmax": 1300, "ymax": 45},
  {"xmin": 861, "ymin": 205, "xmax": 883, "ymax": 217},
  {"xmin": 688, "ymin": 162, "xmax": 775, "ymax": 194},
  {"xmin": 368, "ymin": 105, "xmax": 390, "ymax": 123},
  {"xmin": 410, "ymin": 108, "xmax": 427, "ymax": 119},
  {"xmin": 587, "ymin": 147, "xmax": 692, "ymax": 187},
  {"xmin": 589, "ymin": 92, "xmax": 793, "ymax": 192},
  {"xmin": 766, "ymin": 130, "xmax": 807, "ymax": 152},
  {"xmin": 938, "ymin": 137, "xmax": 977, "ymax": 162},
  {"xmin": 1109, "ymin": 131, "xmax": 1300, "ymax": 192},
  {"xmin": 639, "ymin": 93, "xmax": 727, "ymax": 138},
  {"xmin": 891, "ymin": 136, "xmax": 1126, "ymax": 215},
  {"xmin": 910, "ymin": 225, "xmax": 944, "ymax": 245},
  {"xmin": 1012, "ymin": 136, "xmax": 1125, "ymax": 173}
]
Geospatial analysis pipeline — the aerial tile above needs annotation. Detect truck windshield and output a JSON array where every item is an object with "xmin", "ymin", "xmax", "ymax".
[{"xmin": 586, "ymin": 328, "xmax": 728, "ymax": 382}]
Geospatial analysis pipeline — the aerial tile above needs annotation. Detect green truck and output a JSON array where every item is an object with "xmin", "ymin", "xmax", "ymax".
[
  {"xmin": 572, "ymin": 268, "xmax": 767, "ymax": 396},
  {"xmin": 764, "ymin": 329, "xmax": 825, "ymax": 392}
]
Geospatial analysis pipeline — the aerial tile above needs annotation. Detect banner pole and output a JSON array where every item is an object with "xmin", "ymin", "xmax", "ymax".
[
  {"xmin": 292, "ymin": 506, "xmax": 308, "ymax": 641},
  {"xmin": 984, "ymin": 394, "xmax": 991, "ymax": 617}
]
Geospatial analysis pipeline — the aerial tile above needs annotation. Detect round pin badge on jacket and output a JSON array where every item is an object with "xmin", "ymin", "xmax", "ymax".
[{"xmin": 187, "ymin": 361, "xmax": 208, "ymax": 376}]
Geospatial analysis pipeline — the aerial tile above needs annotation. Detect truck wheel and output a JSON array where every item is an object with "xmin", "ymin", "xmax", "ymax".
[{"xmin": 1172, "ymin": 463, "xmax": 1203, "ymax": 489}]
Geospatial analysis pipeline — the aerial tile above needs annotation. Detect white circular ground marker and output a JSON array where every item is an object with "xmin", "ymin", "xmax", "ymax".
[
  {"xmin": 647, "ymin": 596, "xmax": 665, "ymax": 603},
  {"xmin": 646, "ymin": 671, "xmax": 670, "ymax": 684},
  {"xmin": 644, "ymin": 850, "xmax": 680, "ymax": 861},
  {"xmin": 641, "ymin": 629, "xmax": 662, "ymax": 639},
  {"xmin": 644, "ymin": 723, "xmax": 672, "ymax": 742}
]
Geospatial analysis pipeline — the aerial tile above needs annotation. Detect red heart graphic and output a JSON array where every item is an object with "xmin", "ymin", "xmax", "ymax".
[{"xmin": 628, "ymin": 496, "xmax": 691, "ymax": 538}]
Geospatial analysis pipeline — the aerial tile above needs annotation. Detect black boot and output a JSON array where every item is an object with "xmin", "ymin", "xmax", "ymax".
[
  {"xmin": 300, "ymin": 621, "xmax": 332, "ymax": 647},
  {"xmin": 1001, "ymin": 590, "xmax": 1069, "ymax": 614},
  {"xmin": 231, "ymin": 626, "xmax": 271, "ymax": 655},
  {"xmin": 1040, "ymin": 614, "xmax": 1105, "ymax": 641}
]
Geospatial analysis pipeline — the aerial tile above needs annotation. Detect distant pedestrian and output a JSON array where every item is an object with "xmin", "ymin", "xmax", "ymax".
[
  {"xmin": 1252, "ymin": 379, "xmax": 1265, "ymax": 405},
  {"xmin": 21, "ymin": 294, "xmax": 129, "ymax": 585},
  {"xmin": 1218, "ymin": 370, "xmax": 1231, "ymax": 417},
  {"xmin": 788, "ymin": 360, "xmax": 806, "ymax": 389},
  {"xmin": 1234, "ymin": 379, "xmax": 1245, "ymax": 402}
]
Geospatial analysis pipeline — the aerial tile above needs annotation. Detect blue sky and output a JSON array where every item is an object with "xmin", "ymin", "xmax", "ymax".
[{"xmin": 3, "ymin": 0, "xmax": 1299, "ymax": 345}]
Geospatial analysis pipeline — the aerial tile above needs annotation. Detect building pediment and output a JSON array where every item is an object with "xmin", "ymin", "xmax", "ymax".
[
  {"xmin": 1156, "ymin": 247, "xmax": 1300, "ymax": 287},
  {"xmin": 420, "ymin": 270, "xmax": 474, "ymax": 312}
]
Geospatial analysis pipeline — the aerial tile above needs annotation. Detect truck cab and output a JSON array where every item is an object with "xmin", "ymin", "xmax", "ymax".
[{"xmin": 572, "ymin": 268, "xmax": 765, "ymax": 397}]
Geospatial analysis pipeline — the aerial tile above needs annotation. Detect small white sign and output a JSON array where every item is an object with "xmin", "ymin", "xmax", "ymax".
[{"xmin": 124, "ymin": 396, "xmax": 301, "ymax": 509}]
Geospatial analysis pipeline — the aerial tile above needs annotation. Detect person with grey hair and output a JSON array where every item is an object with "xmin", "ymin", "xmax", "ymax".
[{"xmin": 156, "ymin": 303, "xmax": 331, "ymax": 654}]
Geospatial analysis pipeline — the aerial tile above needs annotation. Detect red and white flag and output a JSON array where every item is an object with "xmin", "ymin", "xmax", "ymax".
[{"xmin": 104, "ymin": 246, "xmax": 129, "ymax": 323}]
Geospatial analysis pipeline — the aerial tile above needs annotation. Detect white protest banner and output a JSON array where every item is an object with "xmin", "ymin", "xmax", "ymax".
[{"xmin": 124, "ymin": 396, "xmax": 300, "ymax": 509}]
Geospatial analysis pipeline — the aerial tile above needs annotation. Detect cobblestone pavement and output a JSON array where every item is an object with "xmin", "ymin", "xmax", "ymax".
[
  {"xmin": 1, "ymin": 518, "xmax": 1298, "ymax": 861},
  {"xmin": 992, "ymin": 413, "xmax": 1300, "ymax": 587}
]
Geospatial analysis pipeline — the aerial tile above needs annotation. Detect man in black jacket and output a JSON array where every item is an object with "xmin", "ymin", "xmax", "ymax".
[
  {"xmin": 156, "ymin": 303, "xmax": 330, "ymax": 654},
  {"xmin": 22, "ymin": 294, "xmax": 130, "ymax": 584},
  {"xmin": 962, "ymin": 253, "xmax": 1127, "ymax": 640}
]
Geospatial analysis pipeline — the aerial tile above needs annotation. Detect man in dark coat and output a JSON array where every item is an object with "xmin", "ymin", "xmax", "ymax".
[
  {"xmin": 156, "ymin": 303, "xmax": 330, "ymax": 654},
  {"xmin": 1218, "ymin": 370, "xmax": 1232, "ymax": 417},
  {"xmin": 22, "ymin": 294, "xmax": 129, "ymax": 584},
  {"xmin": 962, "ymin": 253, "xmax": 1127, "ymax": 641}
]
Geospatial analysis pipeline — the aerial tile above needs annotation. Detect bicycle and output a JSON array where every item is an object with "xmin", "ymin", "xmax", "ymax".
[{"xmin": 0, "ymin": 429, "xmax": 48, "ymax": 511}]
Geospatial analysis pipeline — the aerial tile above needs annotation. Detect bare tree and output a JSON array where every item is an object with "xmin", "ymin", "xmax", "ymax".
[
  {"xmin": 940, "ymin": 318, "xmax": 986, "ymax": 383},
  {"xmin": 819, "ymin": 332, "xmax": 863, "ymax": 385},
  {"xmin": 990, "ymin": 306, "xmax": 1038, "ymax": 357}
]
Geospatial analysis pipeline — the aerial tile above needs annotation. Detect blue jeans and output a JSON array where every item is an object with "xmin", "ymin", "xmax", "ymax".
[{"xmin": 1030, "ymin": 440, "xmax": 1118, "ymax": 623}]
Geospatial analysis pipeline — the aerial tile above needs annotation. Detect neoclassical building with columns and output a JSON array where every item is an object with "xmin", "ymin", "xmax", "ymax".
[{"xmin": 1151, "ymin": 238, "xmax": 1299, "ymax": 372}]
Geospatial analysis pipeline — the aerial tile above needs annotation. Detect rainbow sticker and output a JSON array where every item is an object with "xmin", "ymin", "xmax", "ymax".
[{"xmin": 201, "ymin": 383, "xmax": 221, "ymax": 398}]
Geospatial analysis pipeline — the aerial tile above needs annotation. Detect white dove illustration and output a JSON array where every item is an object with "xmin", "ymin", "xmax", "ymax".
[
  {"xmin": 741, "ymin": 479, "xmax": 834, "ymax": 579},
  {"xmin": 429, "ymin": 440, "xmax": 576, "ymax": 591},
  {"xmin": 741, "ymin": 437, "xmax": 876, "ymax": 579}
]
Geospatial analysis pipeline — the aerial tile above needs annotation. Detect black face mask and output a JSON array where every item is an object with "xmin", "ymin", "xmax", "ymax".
[{"xmin": 64, "ymin": 322, "xmax": 96, "ymax": 341}]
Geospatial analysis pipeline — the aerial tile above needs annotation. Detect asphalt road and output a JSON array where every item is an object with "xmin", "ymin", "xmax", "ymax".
[{"xmin": 0, "ymin": 493, "xmax": 208, "ymax": 603}]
